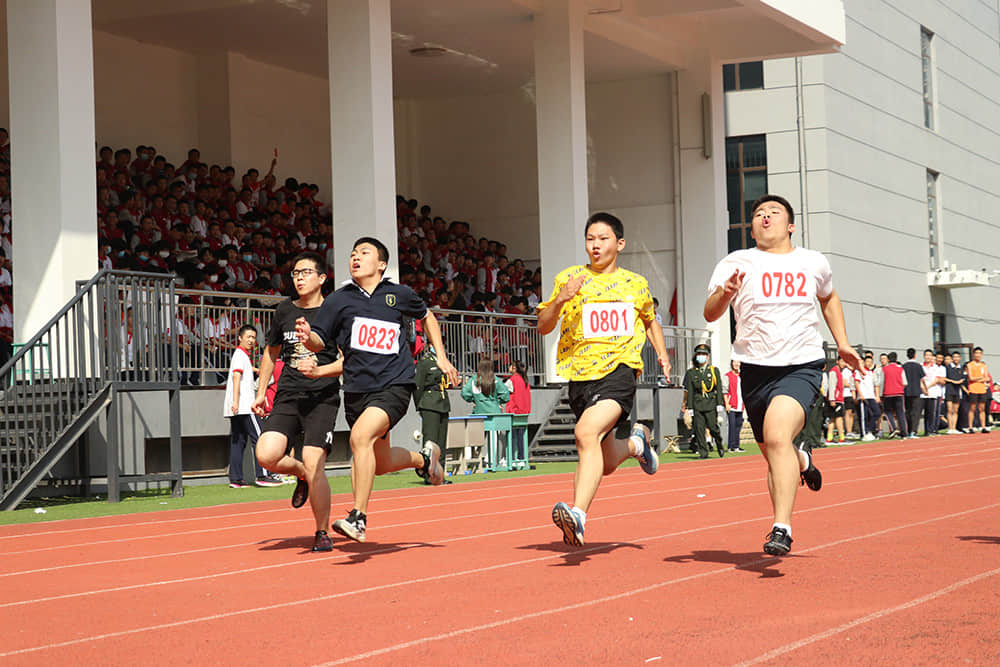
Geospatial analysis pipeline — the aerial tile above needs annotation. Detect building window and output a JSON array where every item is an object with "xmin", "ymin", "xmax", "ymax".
[
  {"xmin": 933, "ymin": 313, "xmax": 946, "ymax": 349},
  {"xmin": 927, "ymin": 169, "xmax": 940, "ymax": 269},
  {"xmin": 723, "ymin": 61, "xmax": 764, "ymax": 92},
  {"xmin": 725, "ymin": 135, "xmax": 768, "ymax": 252},
  {"xmin": 921, "ymin": 27, "xmax": 935, "ymax": 129}
]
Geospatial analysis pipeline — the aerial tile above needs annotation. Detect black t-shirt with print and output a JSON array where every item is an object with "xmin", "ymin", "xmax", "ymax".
[
  {"xmin": 266, "ymin": 298, "xmax": 340, "ymax": 395},
  {"xmin": 311, "ymin": 279, "xmax": 427, "ymax": 393}
]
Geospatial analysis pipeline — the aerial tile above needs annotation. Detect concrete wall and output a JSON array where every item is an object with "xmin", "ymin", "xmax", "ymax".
[
  {"xmin": 393, "ymin": 74, "xmax": 678, "ymax": 306},
  {"xmin": 724, "ymin": 0, "xmax": 1000, "ymax": 365}
]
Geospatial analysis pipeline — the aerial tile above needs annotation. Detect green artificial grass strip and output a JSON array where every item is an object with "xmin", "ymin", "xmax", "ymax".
[{"xmin": 4, "ymin": 436, "xmax": 862, "ymax": 526}]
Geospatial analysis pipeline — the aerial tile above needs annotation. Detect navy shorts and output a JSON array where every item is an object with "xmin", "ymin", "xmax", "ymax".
[
  {"xmin": 344, "ymin": 384, "xmax": 414, "ymax": 433},
  {"xmin": 741, "ymin": 359, "xmax": 824, "ymax": 444},
  {"xmin": 567, "ymin": 363, "xmax": 637, "ymax": 438}
]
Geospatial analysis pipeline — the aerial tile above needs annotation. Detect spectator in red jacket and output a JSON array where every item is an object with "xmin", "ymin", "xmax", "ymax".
[{"xmin": 505, "ymin": 360, "xmax": 532, "ymax": 469}]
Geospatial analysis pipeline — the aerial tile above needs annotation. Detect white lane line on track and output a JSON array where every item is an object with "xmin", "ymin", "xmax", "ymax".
[
  {"xmin": 2, "ymin": 472, "xmax": 998, "ymax": 613},
  {"xmin": 3, "ymin": 451, "xmax": 995, "ymax": 561},
  {"xmin": 731, "ymin": 566, "xmax": 1000, "ymax": 666},
  {"xmin": 2, "ymin": 499, "xmax": 998, "ymax": 660},
  {"xmin": 0, "ymin": 438, "xmax": 960, "ymax": 540},
  {"xmin": 0, "ymin": 439, "xmax": 981, "ymax": 541}
]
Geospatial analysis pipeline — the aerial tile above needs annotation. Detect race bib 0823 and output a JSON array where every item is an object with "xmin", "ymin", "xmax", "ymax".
[
  {"xmin": 350, "ymin": 317, "xmax": 400, "ymax": 355},
  {"xmin": 582, "ymin": 302, "xmax": 634, "ymax": 339}
]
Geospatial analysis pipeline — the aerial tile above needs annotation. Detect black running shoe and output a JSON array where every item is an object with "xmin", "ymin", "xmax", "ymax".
[
  {"xmin": 763, "ymin": 526, "xmax": 793, "ymax": 555},
  {"xmin": 798, "ymin": 443, "xmax": 822, "ymax": 492},
  {"xmin": 311, "ymin": 530, "xmax": 333, "ymax": 552},
  {"xmin": 332, "ymin": 509, "xmax": 367, "ymax": 543},
  {"xmin": 291, "ymin": 477, "xmax": 309, "ymax": 509}
]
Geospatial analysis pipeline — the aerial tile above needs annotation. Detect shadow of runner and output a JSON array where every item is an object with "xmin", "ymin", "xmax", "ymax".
[
  {"xmin": 663, "ymin": 549, "xmax": 796, "ymax": 578},
  {"xmin": 517, "ymin": 540, "xmax": 643, "ymax": 566},
  {"xmin": 332, "ymin": 540, "xmax": 444, "ymax": 564},
  {"xmin": 957, "ymin": 535, "xmax": 1000, "ymax": 545},
  {"xmin": 257, "ymin": 536, "xmax": 320, "ymax": 553}
]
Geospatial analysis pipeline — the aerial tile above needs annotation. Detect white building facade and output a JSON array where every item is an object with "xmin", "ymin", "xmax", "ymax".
[{"xmin": 724, "ymin": 0, "xmax": 1000, "ymax": 365}]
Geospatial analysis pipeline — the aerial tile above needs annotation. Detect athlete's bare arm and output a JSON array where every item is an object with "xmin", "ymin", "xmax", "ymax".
[
  {"xmin": 704, "ymin": 269, "xmax": 744, "ymax": 323},
  {"xmin": 818, "ymin": 290, "xmax": 863, "ymax": 372},
  {"xmin": 422, "ymin": 311, "xmax": 460, "ymax": 387},
  {"xmin": 251, "ymin": 344, "xmax": 280, "ymax": 416},
  {"xmin": 296, "ymin": 355, "xmax": 344, "ymax": 379},
  {"xmin": 644, "ymin": 318, "xmax": 672, "ymax": 380},
  {"xmin": 295, "ymin": 316, "xmax": 324, "ymax": 352},
  {"xmin": 536, "ymin": 274, "xmax": 586, "ymax": 335}
]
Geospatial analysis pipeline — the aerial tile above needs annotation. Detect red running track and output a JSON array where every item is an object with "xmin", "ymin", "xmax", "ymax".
[{"xmin": 1, "ymin": 434, "xmax": 998, "ymax": 665}]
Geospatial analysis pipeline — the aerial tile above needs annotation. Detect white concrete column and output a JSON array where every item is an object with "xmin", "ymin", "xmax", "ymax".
[
  {"xmin": 676, "ymin": 54, "xmax": 730, "ymax": 362},
  {"xmin": 534, "ymin": 0, "xmax": 589, "ymax": 383},
  {"xmin": 327, "ymin": 0, "xmax": 398, "ymax": 280},
  {"xmin": 195, "ymin": 51, "xmax": 233, "ymax": 167},
  {"xmin": 7, "ymin": 0, "xmax": 98, "ymax": 342}
]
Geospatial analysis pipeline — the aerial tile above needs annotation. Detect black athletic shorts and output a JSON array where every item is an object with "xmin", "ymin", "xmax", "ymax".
[
  {"xmin": 741, "ymin": 359, "xmax": 824, "ymax": 444},
  {"xmin": 262, "ymin": 388, "xmax": 340, "ymax": 452},
  {"xmin": 825, "ymin": 401, "xmax": 845, "ymax": 420},
  {"xmin": 567, "ymin": 363, "xmax": 637, "ymax": 438},
  {"xmin": 969, "ymin": 392, "xmax": 990, "ymax": 406},
  {"xmin": 344, "ymin": 384, "xmax": 414, "ymax": 432},
  {"xmin": 844, "ymin": 396, "xmax": 856, "ymax": 412}
]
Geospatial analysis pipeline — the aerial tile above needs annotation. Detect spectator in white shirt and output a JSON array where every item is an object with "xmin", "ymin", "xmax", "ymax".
[{"xmin": 920, "ymin": 348, "xmax": 946, "ymax": 436}]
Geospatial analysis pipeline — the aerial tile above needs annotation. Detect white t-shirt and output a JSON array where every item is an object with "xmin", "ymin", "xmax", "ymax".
[
  {"xmin": 921, "ymin": 363, "xmax": 946, "ymax": 399},
  {"xmin": 223, "ymin": 347, "xmax": 256, "ymax": 416},
  {"xmin": 841, "ymin": 367, "xmax": 855, "ymax": 398},
  {"xmin": 708, "ymin": 247, "xmax": 833, "ymax": 366},
  {"xmin": 854, "ymin": 368, "xmax": 875, "ymax": 400}
]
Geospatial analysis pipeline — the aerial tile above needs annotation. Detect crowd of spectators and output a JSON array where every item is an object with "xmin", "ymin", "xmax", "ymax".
[
  {"xmin": 393, "ymin": 197, "xmax": 543, "ymax": 323},
  {"xmin": 823, "ymin": 346, "xmax": 998, "ymax": 444}
]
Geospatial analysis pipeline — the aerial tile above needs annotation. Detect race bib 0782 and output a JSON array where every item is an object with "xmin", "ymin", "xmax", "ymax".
[
  {"xmin": 752, "ymin": 268, "xmax": 814, "ymax": 305},
  {"xmin": 350, "ymin": 317, "xmax": 400, "ymax": 355},
  {"xmin": 582, "ymin": 302, "xmax": 634, "ymax": 339}
]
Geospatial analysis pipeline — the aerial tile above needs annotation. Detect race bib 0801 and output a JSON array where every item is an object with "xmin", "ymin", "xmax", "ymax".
[
  {"xmin": 350, "ymin": 317, "xmax": 400, "ymax": 355},
  {"xmin": 582, "ymin": 302, "xmax": 634, "ymax": 339},
  {"xmin": 752, "ymin": 267, "xmax": 814, "ymax": 305}
]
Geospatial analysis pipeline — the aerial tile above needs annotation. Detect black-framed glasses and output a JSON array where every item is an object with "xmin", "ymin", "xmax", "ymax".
[{"xmin": 290, "ymin": 268, "xmax": 318, "ymax": 278}]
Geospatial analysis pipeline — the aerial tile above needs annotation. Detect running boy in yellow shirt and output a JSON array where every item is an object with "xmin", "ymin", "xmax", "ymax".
[{"xmin": 536, "ymin": 212, "xmax": 672, "ymax": 547}]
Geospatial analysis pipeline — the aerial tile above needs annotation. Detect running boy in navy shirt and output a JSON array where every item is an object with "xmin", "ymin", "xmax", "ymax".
[{"xmin": 297, "ymin": 237, "xmax": 459, "ymax": 543}]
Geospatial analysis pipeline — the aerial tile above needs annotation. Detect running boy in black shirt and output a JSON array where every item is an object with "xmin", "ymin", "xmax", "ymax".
[
  {"xmin": 296, "ymin": 237, "xmax": 458, "ymax": 543},
  {"xmin": 253, "ymin": 252, "xmax": 342, "ymax": 552}
]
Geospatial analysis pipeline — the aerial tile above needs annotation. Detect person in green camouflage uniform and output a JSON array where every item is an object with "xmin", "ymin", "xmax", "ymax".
[
  {"xmin": 682, "ymin": 343, "xmax": 726, "ymax": 459},
  {"xmin": 414, "ymin": 345, "xmax": 454, "ymax": 484}
]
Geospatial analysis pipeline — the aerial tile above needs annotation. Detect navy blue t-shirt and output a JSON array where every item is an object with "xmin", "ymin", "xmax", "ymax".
[{"xmin": 310, "ymin": 279, "xmax": 428, "ymax": 393}]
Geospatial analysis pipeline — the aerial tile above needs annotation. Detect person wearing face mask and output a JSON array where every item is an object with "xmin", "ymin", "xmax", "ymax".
[{"xmin": 681, "ymin": 343, "xmax": 725, "ymax": 459}]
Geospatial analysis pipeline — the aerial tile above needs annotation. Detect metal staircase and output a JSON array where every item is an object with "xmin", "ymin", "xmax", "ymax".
[
  {"xmin": 0, "ymin": 270, "xmax": 181, "ymax": 510},
  {"xmin": 528, "ymin": 387, "xmax": 579, "ymax": 461}
]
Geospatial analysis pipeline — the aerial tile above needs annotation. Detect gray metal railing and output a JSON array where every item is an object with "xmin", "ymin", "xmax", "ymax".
[
  {"xmin": 0, "ymin": 270, "xmax": 180, "ymax": 509},
  {"xmin": 640, "ymin": 325, "xmax": 711, "ymax": 386}
]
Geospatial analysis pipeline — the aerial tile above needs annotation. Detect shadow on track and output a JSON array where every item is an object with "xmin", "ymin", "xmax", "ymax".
[
  {"xmin": 957, "ymin": 535, "xmax": 1000, "ymax": 545},
  {"xmin": 517, "ymin": 540, "xmax": 643, "ymax": 566},
  {"xmin": 663, "ymin": 549, "xmax": 795, "ymax": 578}
]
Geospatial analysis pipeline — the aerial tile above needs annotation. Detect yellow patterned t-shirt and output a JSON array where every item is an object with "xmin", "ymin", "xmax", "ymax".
[{"xmin": 538, "ymin": 265, "xmax": 655, "ymax": 381}]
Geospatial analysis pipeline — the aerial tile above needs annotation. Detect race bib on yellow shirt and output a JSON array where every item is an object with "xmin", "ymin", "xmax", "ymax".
[
  {"xmin": 582, "ymin": 302, "xmax": 634, "ymax": 339},
  {"xmin": 350, "ymin": 317, "xmax": 400, "ymax": 355}
]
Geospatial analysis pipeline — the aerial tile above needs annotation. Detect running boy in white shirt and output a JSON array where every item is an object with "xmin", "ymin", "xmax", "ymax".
[{"xmin": 704, "ymin": 195, "xmax": 862, "ymax": 556}]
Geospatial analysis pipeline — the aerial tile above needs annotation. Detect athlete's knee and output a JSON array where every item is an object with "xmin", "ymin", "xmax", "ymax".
[
  {"xmin": 349, "ymin": 432, "xmax": 376, "ymax": 453},
  {"xmin": 254, "ymin": 437, "xmax": 283, "ymax": 467},
  {"xmin": 574, "ymin": 423, "xmax": 605, "ymax": 448}
]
